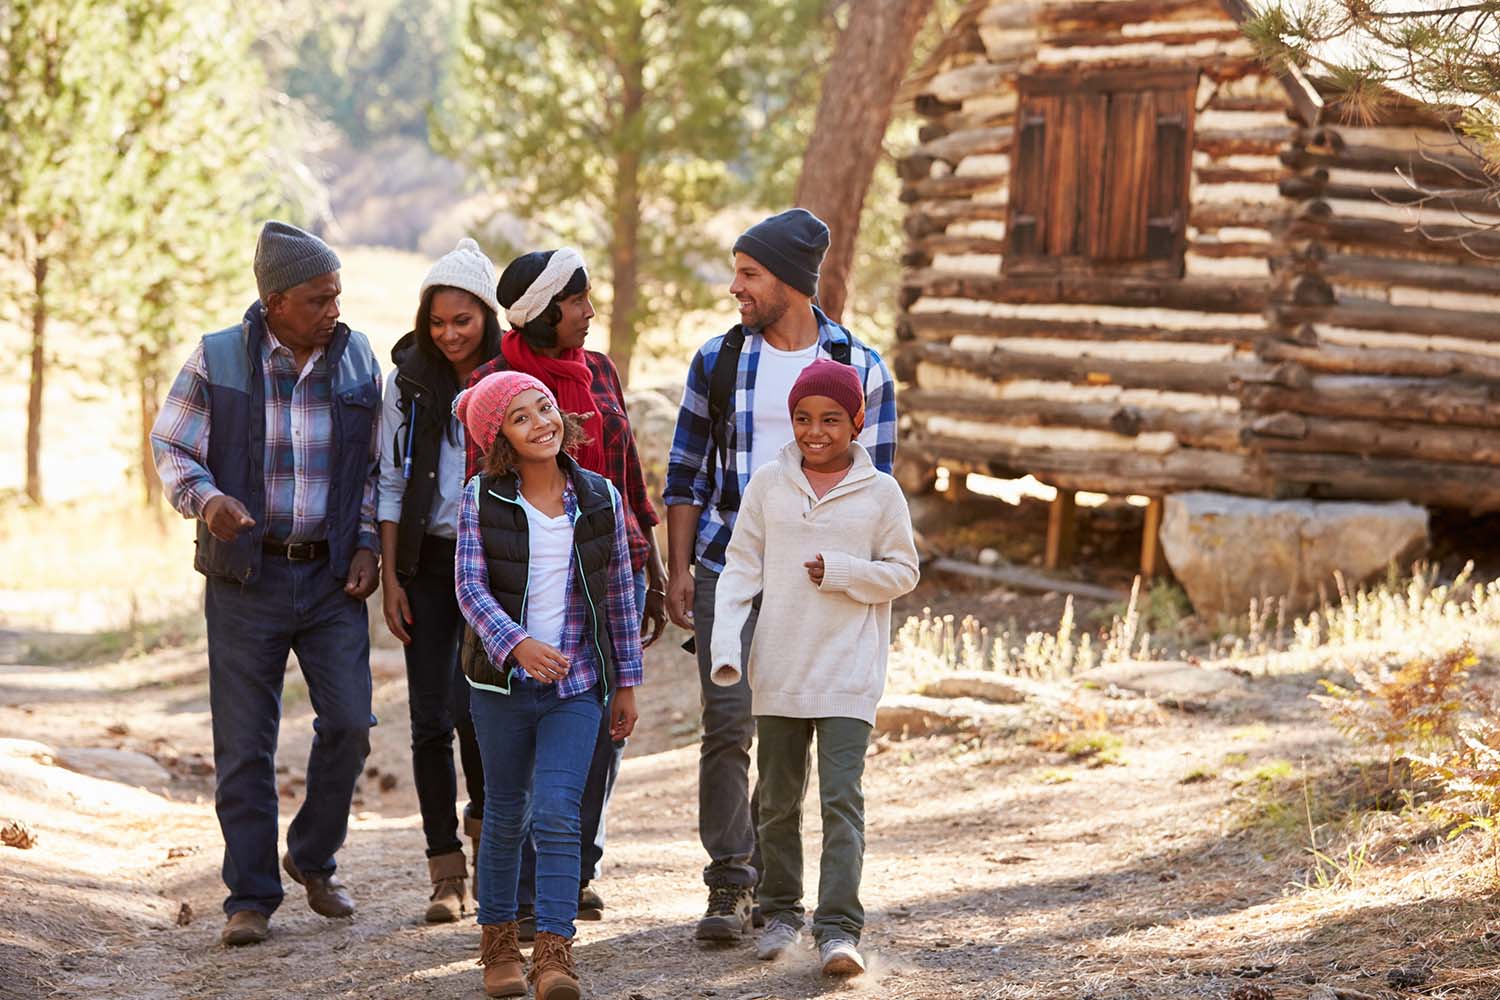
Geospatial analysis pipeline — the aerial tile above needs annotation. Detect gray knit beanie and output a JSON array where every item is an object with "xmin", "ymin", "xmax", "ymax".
[
  {"xmin": 732, "ymin": 208, "xmax": 830, "ymax": 297},
  {"xmin": 253, "ymin": 221, "xmax": 342, "ymax": 303},
  {"xmin": 420, "ymin": 238, "xmax": 501, "ymax": 316}
]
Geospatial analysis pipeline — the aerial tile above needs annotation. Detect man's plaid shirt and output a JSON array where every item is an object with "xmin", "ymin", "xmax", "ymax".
[
  {"xmin": 153, "ymin": 324, "xmax": 380, "ymax": 549},
  {"xmin": 664, "ymin": 308, "xmax": 897, "ymax": 574},
  {"xmin": 464, "ymin": 350, "xmax": 659, "ymax": 573}
]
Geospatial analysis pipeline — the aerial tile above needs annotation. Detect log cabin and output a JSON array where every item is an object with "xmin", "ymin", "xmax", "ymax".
[{"xmin": 895, "ymin": 0, "xmax": 1500, "ymax": 529}]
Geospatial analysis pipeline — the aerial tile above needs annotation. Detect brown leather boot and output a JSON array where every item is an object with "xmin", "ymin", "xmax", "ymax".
[
  {"xmin": 529, "ymin": 931, "xmax": 581, "ymax": 1000},
  {"xmin": 425, "ymin": 851, "xmax": 468, "ymax": 924},
  {"xmin": 465, "ymin": 813, "xmax": 483, "ymax": 899},
  {"xmin": 476, "ymin": 922, "xmax": 526, "ymax": 998}
]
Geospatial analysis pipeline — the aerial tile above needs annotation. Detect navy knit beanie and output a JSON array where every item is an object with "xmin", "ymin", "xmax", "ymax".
[
  {"xmin": 732, "ymin": 208, "xmax": 830, "ymax": 298},
  {"xmin": 253, "ymin": 221, "xmax": 341, "ymax": 304}
]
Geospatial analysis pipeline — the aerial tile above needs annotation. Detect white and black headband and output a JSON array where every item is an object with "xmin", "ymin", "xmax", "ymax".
[{"xmin": 505, "ymin": 247, "xmax": 587, "ymax": 330}]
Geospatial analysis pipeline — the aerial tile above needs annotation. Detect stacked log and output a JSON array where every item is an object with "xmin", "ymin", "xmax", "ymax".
[{"xmin": 1251, "ymin": 112, "xmax": 1500, "ymax": 511}]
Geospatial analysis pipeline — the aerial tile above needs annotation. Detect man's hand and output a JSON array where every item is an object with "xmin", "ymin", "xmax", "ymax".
[
  {"xmin": 609, "ymin": 686, "xmax": 639, "ymax": 740},
  {"xmin": 640, "ymin": 588, "xmax": 667, "ymax": 649},
  {"xmin": 345, "ymin": 549, "xmax": 379, "ymax": 599},
  {"xmin": 666, "ymin": 571, "xmax": 695, "ymax": 630},
  {"xmin": 805, "ymin": 554, "xmax": 825, "ymax": 586},
  {"xmin": 381, "ymin": 576, "xmax": 413, "ymax": 645},
  {"xmin": 202, "ymin": 495, "xmax": 255, "ymax": 542},
  {"xmin": 513, "ymin": 637, "xmax": 570, "ymax": 683}
]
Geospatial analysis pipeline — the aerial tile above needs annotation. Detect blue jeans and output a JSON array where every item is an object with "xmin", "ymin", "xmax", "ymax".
[
  {"xmin": 204, "ymin": 553, "xmax": 373, "ymax": 917},
  {"xmin": 516, "ymin": 572, "xmax": 639, "ymax": 905},
  {"xmin": 471, "ymin": 675, "xmax": 603, "ymax": 937}
]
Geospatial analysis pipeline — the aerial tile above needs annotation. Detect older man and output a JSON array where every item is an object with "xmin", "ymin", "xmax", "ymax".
[
  {"xmin": 151, "ymin": 221, "xmax": 383, "ymax": 947},
  {"xmin": 663, "ymin": 208, "xmax": 898, "ymax": 942}
]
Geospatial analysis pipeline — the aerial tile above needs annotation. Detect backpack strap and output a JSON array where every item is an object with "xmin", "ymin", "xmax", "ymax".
[{"xmin": 704, "ymin": 326, "xmax": 746, "ymax": 512}]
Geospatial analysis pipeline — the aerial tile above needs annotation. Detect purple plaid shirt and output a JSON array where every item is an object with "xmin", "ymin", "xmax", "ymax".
[
  {"xmin": 152, "ymin": 331, "xmax": 379, "ymax": 549},
  {"xmin": 455, "ymin": 475, "xmax": 643, "ymax": 697}
]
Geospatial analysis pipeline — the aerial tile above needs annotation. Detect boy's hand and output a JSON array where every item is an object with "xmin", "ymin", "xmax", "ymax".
[
  {"xmin": 609, "ymin": 686, "xmax": 638, "ymax": 740},
  {"xmin": 513, "ymin": 638, "xmax": 570, "ymax": 683},
  {"xmin": 804, "ymin": 554, "xmax": 825, "ymax": 586}
]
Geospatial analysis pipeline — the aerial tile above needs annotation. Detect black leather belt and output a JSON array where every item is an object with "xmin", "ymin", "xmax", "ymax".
[{"xmin": 261, "ymin": 539, "xmax": 330, "ymax": 561}]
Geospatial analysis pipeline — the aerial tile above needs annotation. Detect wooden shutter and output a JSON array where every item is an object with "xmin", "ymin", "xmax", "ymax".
[
  {"xmin": 1146, "ymin": 89, "xmax": 1194, "ymax": 269},
  {"xmin": 1007, "ymin": 97, "xmax": 1051, "ymax": 260}
]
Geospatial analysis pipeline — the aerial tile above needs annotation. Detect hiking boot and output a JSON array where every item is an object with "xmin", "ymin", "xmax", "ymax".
[
  {"xmin": 221, "ymin": 910, "xmax": 269, "ymax": 947},
  {"xmin": 577, "ymin": 883, "xmax": 604, "ymax": 921},
  {"xmin": 282, "ymin": 852, "xmax": 354, "ymax": 918},
  {"xmin": 752, "ymin": 899, "xmax": 766, "ymax": 929},
  {"xmin": 694, "ymin": 885, "xmax": 753, "ymax": 942},
  {"xmin": 465, "ymin": 813, "xmax": 483, "ymax": 900},
  {"xmin": 755, "ymin": 919, "xmax": 802, "ymax": 960},
  {"xmin": 529, "ymin": 931, "xmax": 581, "ymax": 1000},
  {"xmin": 819, "ymin": 938, "xmax": 865, "ymax": 977},
  {"xmin": 477, "ymin": 921, "xmax": 526, "ymax": 998},
  {"xmin": 425, "ymin": 851, "xmax": 468, "ymax": 924}
]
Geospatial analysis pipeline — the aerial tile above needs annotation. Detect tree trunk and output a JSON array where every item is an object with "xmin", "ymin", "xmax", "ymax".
[
  {"xmin": 607, "ymin": 17, "xmax": 645, "ymax": 388},
  {"xmin": 139, "ymin": 345, "xmax": 163, "ymax": 507},
  {"xmin": 794, "ymin": 0, "xmax": 934, "ymax": 323},
  {"xmin": 26, "ymin": 257, "xmax": 48, "ymax": 505}
]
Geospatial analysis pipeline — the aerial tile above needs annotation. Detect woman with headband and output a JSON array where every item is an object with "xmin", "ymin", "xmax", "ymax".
[
  {"xmin": 376, "ymin": 238, "xmax": 502, "ymax": 922},
  {"xmin": 462, "ymin": 248, "xmax": 666, "ymax": 936}
]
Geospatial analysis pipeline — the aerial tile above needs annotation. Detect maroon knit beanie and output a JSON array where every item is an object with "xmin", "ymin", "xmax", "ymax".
[{"xmin": 788, "ymin": 359, "xmax": 865, "ymax": 433}]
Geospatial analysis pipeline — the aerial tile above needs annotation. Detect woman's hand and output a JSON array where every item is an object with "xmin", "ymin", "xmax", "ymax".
[
  {"xmin": 609, "ymin": 686, "xmax": 639, "ymax": 740},
  {"xmin": 381, "ymin": 576, "xmax": 413, "ymax": 645},
  {"xmin": 513, "ymin": 638, "xmax": 570, "ymax": 683},
  {"xmin": 639, "ymin": 587, "xmax": 667, "ymax": 649}
]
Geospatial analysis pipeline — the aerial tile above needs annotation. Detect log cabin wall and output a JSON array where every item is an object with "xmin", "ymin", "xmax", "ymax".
[
  {"xmin": 1253, "ymin": 102, "xmax": 1500, "ymax": 511},
  {"xmin": 896, "ymin": 0, "xmax": 1500, "ymax": 511}
]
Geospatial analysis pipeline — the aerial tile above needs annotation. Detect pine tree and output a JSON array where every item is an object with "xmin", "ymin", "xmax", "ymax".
[{"xmin": 437, "ymin": 0, "xmax": 827, "ymax": 384}]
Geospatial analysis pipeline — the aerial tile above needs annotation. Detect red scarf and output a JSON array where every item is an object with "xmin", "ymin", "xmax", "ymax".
[{"xmin": 501, "ymin": 330, "xmax": 606, "ymax": 475}]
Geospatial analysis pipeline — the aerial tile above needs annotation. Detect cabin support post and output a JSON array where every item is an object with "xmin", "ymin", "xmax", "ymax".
[
  {"xmin": 1045, "ymin": 490, "xmax": 1078, "ymax": 570},
  {"xmin": 1141, "ymin": 496, "xmax": 1167, "ymax": 581}
]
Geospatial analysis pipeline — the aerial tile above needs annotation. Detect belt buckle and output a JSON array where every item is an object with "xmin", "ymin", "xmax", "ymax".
[{"xmin": 286, "ymin": 541, "xmax": 316, "ymax": 561}]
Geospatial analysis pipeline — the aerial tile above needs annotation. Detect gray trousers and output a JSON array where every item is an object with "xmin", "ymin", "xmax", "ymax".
[
  {"xmin": 694, "ymin": 564, "xmax": 762, "ymax": 889},
  {"xmin": 756, "ymin": 715, "xmax": 872, "ymax": 945}
]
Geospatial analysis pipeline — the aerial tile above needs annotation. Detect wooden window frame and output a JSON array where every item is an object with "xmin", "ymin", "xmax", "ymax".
[{"xmin": 1005, "ymin": 67, "xmax": 1198, "ymax": 280}]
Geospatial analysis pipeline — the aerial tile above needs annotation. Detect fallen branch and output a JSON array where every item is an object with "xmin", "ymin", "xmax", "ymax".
[{"xmin": 927, "ymin": 557, "xmax": 1126, "ymax": 603}]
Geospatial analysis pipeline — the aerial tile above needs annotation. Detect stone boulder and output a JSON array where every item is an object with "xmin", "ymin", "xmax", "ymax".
[
  {"xmin": 1081, "ymin": 660, "xmax": 1247, "ymax": 710},
  {"xmin": 1159, "ymin": 492, "xmax": 1428, "ymax": 622},
  {"xmin": 623, "ymin": 387, "xmax": 681, "ymax": 505}
]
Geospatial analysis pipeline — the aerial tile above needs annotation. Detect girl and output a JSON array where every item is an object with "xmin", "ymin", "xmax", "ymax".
[
  {"xmin": 455, "ymin": 370, "xmax": 642, "ymax": 1000},
  {"xmin": 464, "ymin": 248, "xmax": 666, "ymax": 931},
  {"xmin": 711, "ymin": 360, "xmax": 919, "ymax": 978},
  {"xmin": 377, "ymin": 238, "xmax": 501, "ymax": 921}
]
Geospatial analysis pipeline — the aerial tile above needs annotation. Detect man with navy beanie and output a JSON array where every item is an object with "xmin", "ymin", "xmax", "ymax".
[
  {"xmin": 152, "ymin": 221, "xmax": 383, "ymax": 947},
  {"xmin": 663, "ymin": 208, "xmax": 899, "ymax": 942}
]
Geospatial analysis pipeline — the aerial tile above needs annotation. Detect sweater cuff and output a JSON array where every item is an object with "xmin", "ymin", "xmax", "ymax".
[
  {"xmin": 710, "ymin": 663, "xmax": 742, "ymax": 687},
  {"xmin": 819, "ymin": 550, "xmax": 853, "ymax": 593}
]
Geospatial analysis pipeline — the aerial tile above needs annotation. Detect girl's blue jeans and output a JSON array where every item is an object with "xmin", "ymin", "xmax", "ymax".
[{"xmin": 470, "ymin": 675, "xmax": 603, "ymax": 937}]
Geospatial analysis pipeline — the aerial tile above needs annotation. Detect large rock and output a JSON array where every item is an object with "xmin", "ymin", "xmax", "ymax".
[
  {"xmin": 1159, "ymin": 492, "xmax": 1428, "ymax": 622},
  {"xmin": 54, "ymin": 747, "xmax": 172, "ymax": 791}
]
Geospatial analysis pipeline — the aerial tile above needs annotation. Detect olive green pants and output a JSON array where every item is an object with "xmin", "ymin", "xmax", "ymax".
[{"xmin": 754, "ymin": 715, "xmax": 872, "ymax": 944}]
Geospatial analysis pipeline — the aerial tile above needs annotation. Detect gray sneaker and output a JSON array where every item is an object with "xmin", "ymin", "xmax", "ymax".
[
  {"xmin": 756, "ymin": 920, "xmax": 802, "ymax": 960},
  {"xmin": 819, "ymin": 938, "xmax": 865, "ymax": 977}
]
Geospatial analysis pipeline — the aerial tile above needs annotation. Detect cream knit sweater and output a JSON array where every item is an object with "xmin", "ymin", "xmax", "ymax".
[{"xmin": 710, "ymin": 441, "xmax": 920, "ymax": 725}]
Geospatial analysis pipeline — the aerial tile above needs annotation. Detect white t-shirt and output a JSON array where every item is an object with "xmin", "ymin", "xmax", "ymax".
[
  {"xmin": 517, "ymin": 492, "xmax": 573, "ymax": 651},
  {"xmin": 749, "ymin": 342, "xmax": 820, "ymax": 475}
]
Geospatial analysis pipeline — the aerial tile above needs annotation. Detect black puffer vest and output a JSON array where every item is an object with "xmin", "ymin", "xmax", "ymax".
[
  {"xmin": 459, "ymin": 454, "xmax": 618, "ymax": 697},
  {"xmin": 389, "ymin": 332, "xmax": 456, "ymax": 581}
]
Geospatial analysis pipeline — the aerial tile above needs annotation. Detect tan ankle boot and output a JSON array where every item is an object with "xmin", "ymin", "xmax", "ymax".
[
  {"xmin": 477, "ymin": 922, "xmax": 526, "ymax": 998},
  {"xmin": 465, "ymin": 813, "xmax": 483, "ymax": 899},
  {"xmin": 529, "ymin": 931, "xmax": 581, "ymax": 1000},
  {"xmin": 425, "ymin": 851, "xmax": 468, "ymax": 923}
]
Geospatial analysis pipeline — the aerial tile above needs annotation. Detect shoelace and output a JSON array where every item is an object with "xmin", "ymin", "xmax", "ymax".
[
  {"xmin": 705, "ymin": 886, "xmax": 743, "ymax": 915},
  {"xmin": 477, "ymin": 926, "xmax": 519, "ymax": 967}
]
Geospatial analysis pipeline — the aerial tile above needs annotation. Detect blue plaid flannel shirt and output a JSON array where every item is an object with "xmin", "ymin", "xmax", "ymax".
[
  {"xmin": 664, "ymin": 308, "xmax": 898, "ymax": 573},
  {"xmin": 455, "ymin": 475, "xmax": 643, "ymax": 698}
]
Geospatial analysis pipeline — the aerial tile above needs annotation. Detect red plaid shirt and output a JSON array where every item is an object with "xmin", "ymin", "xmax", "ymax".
[{"xmin": 465, "ymin": 351, "xmax": 659, "ymax": 572}]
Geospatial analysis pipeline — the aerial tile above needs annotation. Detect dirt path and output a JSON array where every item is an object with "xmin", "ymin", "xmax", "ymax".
[{"xmin": 3, "ymin": 625, "xmax": 1497, "ymax": 1000}]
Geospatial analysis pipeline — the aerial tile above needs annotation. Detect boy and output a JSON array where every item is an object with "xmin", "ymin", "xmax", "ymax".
[{"xmin": 710, "ymin": 360, "xmax": 919, "ymax": 976}]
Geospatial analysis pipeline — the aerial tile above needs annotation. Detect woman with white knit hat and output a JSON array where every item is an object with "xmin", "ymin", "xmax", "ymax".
[{"xmin": 377, "ymin": 237, "xmax": 504, "ymax": 922}]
